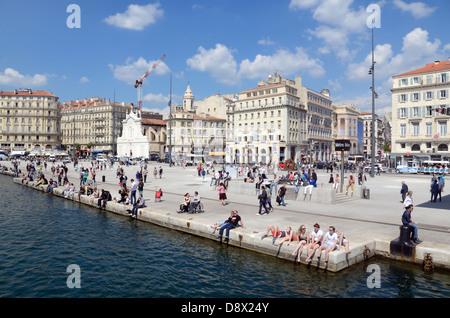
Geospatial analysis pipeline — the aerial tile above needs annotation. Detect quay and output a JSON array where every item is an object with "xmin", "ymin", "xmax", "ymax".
[{"xmin": 1, "ymin": 161, "xmax": 450, "ymax": 273}]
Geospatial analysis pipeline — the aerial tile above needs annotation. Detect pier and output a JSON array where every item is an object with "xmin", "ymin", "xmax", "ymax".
[{"xmin": 2, "ymin": 161, "xmax": 450, "ymax": 273}]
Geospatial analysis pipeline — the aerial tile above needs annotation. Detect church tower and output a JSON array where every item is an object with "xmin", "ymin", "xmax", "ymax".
[{"xmin": 183, "ymin": 85, "xmax": 194, "ymax": 112}]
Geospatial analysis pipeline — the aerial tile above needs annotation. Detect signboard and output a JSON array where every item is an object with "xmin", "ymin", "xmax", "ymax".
[{"xmin": 335, "ymin": 139, "xmax": 351, "ymax": 151}]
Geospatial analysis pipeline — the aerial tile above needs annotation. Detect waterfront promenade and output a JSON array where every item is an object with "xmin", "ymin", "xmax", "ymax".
[{"xmin": 3, "ymin": 160, "xmax": 450, "ymax": 271}]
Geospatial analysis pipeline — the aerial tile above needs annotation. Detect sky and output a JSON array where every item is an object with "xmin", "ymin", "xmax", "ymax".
[{"xmin": 0, "ymin": 0, "xmax": 449, "ymax": 117}]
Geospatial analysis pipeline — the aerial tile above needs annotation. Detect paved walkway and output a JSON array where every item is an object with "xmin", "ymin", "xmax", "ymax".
[{"xmin": 8, "ymin": 160, "xmax": 450, "ymax": 246}]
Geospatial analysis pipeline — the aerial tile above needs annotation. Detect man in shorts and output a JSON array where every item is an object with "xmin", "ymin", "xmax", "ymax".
[{"xmin": 305, "ymin": 223, "xmax": 323, "ymax": 263}]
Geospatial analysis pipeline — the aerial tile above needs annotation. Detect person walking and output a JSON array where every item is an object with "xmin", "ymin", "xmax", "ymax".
[
  {"xmin": 430, "ymin": 179, "xmax": 439, "ymax": 203},
  {"xmin": 277, "ymin": 183, "xmax": 287, "ymax": 206},
  {"xmin": 159, "ymin": 166, "xmax": 163, "ymax": 179},
  {"xmin": 400, "ymin": 181, "xmax": 408, "ymax": 203},
  {"xmin": 403, "ymin": 191, "xmax": 413, "ymax": 208},
  {"xmin": 217, "ymin": 182, "xmax": 227, "ymax": 206},
  {"xmin": 257, "ymin": 186, "xmax": 270, "ymax": 215}
]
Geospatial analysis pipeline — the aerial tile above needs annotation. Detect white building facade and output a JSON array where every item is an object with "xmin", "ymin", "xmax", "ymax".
[{"xmin": 391, "ymin": 59, "xmax": 450, "ymax": 163}]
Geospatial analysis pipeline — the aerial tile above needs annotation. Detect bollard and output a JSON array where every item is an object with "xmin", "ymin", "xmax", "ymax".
[
  {"xmin": 390, "ymin": 225, "xmax": 416, "ymax": 258},
  {"xmin": 102, "ymin": 175, "xmax": 105, "ymax": 182}
]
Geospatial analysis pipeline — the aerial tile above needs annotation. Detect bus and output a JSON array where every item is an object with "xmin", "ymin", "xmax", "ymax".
[
  {"xmin": 347, "ymin": 155, "xmax": 364, "ymax": 165},
  {"xmin": 421, "ymin": 160, "xmax": 449, "ymax": 174}
]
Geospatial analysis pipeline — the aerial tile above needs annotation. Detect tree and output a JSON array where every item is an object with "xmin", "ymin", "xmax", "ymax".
[{"xmin": 383, "ymin": 142, "xmax": 391, "ymax": 153}]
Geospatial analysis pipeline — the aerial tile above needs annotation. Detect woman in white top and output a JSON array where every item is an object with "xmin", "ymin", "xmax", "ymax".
[
  {"xmin": 316, "ymin": 226, "xmax": 339, "ymax": 264},
  {"xmin": 333, "ymin": 174, "xmax": 340, "ymax": 193},
  {"xmin": 305, "ymin": 223, "xmax": 323, "ymax": 263}
]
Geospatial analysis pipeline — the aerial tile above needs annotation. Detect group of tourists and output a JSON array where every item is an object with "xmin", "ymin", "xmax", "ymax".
[{"xmin": 261, "ymin": 223, "xmax": 351, "ymax": 264}]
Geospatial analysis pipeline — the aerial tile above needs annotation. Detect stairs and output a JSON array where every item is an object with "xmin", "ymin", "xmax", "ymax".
[{"xmin": 335, "ymin": 192, "xmax": 359, "ymax": 204}]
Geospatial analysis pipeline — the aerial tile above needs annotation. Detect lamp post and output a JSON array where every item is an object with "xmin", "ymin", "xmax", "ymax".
[
  {"xmin": 369, "ymin": 21, "xmax": 377, "ymax": 178},
  {"xmin": 168, "ymin": 73, "xmax": 172, "ymax": 167}
]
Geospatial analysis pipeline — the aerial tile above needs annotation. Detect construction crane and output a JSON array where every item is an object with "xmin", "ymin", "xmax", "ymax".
[{"xmin": 134, "ymin": 54, "xmax": 166, "ymax": 113}]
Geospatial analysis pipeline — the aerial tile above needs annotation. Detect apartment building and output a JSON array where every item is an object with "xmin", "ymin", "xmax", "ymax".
[
  {"xmin": 166, "ymin": 86, "xmax": 227, "ymax": 163},
  {"xmin": 332, "ymin": 102, "xmax": 363, "ymax": 155},
  {"xmin": 60, "ymin": 97, "xmax": 132, "ymax": 156},
  {"xmin": 226, "ymin": 73, "xmax": 308, "ymax": 165},
  {"xmin": 391, "ymin": 59, "xmax": 450, "ymax": 163},
  {"xmin": 360, "ymin": 112, "xmax": 385, "ymax": 159},
  {"xmin": 298, "ymin": 81, "xmax": 333, "ymax": 162},
  {"xmin": 0, "ymin": 89, "xmax": 61, "ymax": 155}
]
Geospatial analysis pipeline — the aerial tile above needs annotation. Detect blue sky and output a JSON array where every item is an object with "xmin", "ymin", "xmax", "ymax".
[{"xmin": 1, "ymin": 0, "xmax": 449, "ymax": 116}]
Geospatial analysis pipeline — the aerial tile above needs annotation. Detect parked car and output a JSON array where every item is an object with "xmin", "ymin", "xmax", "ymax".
[
  {"xmin": 150, "ymin": 154, "xmax": 160, "ymax": 161},
  {"xmin": 364, "ymin": 164, "xmax": 387, "ymax": 173},
  {"xmin": 0, "ymin": 154, "xmax": 8, "ymax": 161}
]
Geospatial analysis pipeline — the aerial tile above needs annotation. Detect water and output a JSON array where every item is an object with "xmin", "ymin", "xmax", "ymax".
[{"xmin": 0, "ymin": 175, "xmax": 449, "ymax": 298}]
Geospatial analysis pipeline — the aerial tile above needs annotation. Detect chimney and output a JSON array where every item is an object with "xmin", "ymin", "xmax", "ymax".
[
  {"xmin": 14, "ymin": 89, "xmax": 17, "ymax": 94},
  {"xmin": 434, "ymin": 60, "xmax": 440, "ymax": 65}
]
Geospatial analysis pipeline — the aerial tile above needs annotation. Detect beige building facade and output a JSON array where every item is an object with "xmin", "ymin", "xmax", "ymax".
[
  {"xmin": 333, "ymin": 102, "xmax": 363, "ymax": 156},
  {"xmin": 60, "ymin": 97, "xmax": 132, "ymax": 156},
  {"xmin": 226, "ymin": 73, "xmax": 308, "ymax": 165},
  {"xmin": 0, "ymin": 89, "xmax": 61, "ymax": 155},
  {"xmin": 391, "ymin": 59, "xmax": 450, "ymax": 163}
]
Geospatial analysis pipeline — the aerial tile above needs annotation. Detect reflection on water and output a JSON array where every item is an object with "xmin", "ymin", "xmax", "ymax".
[{"xmin": 0, "ymin": 175, "xmax": 449, "ymax": 298}]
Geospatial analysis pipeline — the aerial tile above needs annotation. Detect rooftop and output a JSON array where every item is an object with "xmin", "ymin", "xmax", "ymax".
[{"xmin": 393, "ymin": 59, "xmax": 450, "ymax": 77}]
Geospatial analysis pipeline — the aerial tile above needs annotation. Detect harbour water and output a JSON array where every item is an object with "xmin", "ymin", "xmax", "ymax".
[{"xmin": 0, "ymin": 175, "xmax": 449, "ymax": 298}]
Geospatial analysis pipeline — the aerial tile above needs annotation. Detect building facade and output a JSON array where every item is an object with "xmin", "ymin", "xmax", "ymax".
[
  {"xmin": 60, "ymin": 97, "xmax": 132, "ymax": 156},
  {"xmin": 361, "ymin": 112, "xmax": 385, "ymax": 159},
  {"xmin": 226, "ymin": 73, "xmax": 308, "ymax": 165},
  {"xmin": 391, "ymin": 59, "xmax": 450, "ymax": 163},
  {"xmin": 332, "ymin": 102, "xmax": 363, "ymax": 156},
  {"xmin": 0, "ymin": 89, "xmax": 61, "ymax": 155},
  {"xmin": 297, "ymin": 82, "xmax": 333, "ymax": 163},
  {"xmin": 166, "ymin": 86, "xmax": 227, "ymax": 164}
]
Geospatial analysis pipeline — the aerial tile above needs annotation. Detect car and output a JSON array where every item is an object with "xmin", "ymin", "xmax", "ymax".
[
  {"xmin": 150, "ymin": 154, "xmax": 160, "ymax": 161},
  {"xmin": 63, "ymin": 158, "xmax": 71, "ymax": 164},
  {"xmin": 0, "ymin": 154, "xmax": 8, "ymax": 161},
  {"xmin": 364, "ymin": 164, "xmax": 387, "ymax": 173}
]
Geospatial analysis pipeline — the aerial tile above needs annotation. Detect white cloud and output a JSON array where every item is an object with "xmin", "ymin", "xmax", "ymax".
[
  {"xmin": 289, "ymin": 0, "xmax": 320, "ymax": 10},
  {"xmin": 186, "ymin": 44, "xmax": 239, "ymax": 85},
  {"xmin": 347, "ymin": 28, "xmax": 443, "ymax": 82},
  {"xmin": 103, "ymin": 3, "xmax": 163, "ymax": 31},
  {"xmin": 0, "ymin": 68, "xmax": 47, "ymax": 87},
  {"xmin": 239, "ymin": 47, "xmax": 325, "ymax": 79},
  {"xmin": 258, "ymin": 37, "xmax": 276, "ymax": 46},
  {"xmin": 291, "ymin": 0, "xmax": 372, "ymax": 62},
  {"xmin": 79, "ymin": 76, "xmax": 89, "ymax": 83},
  {"xmin": 186, "ymin": 44, "xmax": 325, "ymax": 86},
  {"xmin": 393, "ymin": 0, "xmax": 436, "ymax": 19},
  {"xmin": 108, "ymin": 56, "xmax": 170, "ymax": 84}
]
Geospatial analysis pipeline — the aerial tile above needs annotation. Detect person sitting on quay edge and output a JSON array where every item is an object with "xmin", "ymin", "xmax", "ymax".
[
  {"xmin": 402, "ymin": 205, "xmax": 421, "ymax": 244},
  {"xmin": 217, "ymin": 210, "xmax": 245, "ymax": 242},
  {"xmin": 129, "ymin": 194, "xmax": 145, "ymax": 218},
  {"xmin": 261, "ymin": 225, "xmax": 293, "ymax": 246}
]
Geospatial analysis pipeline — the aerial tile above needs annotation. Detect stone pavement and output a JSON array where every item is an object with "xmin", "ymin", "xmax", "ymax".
[{"xmin": 5, "ymin": 160, "xmax": 450, "ymax": 270}]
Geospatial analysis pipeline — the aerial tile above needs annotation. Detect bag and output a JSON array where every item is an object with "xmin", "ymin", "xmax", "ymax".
[{"xmin": 276, "ymin": 196, "xmax": 281, "ymax": 204}]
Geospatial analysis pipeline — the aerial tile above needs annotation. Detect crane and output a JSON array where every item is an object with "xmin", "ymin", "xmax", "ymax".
[{"xmin": 134, "ymin": 54, "xmax": 166, "ymax": 113}]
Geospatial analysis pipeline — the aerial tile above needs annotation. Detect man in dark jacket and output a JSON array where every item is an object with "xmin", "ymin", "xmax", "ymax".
[
  {"xmin": 402, "ymin": 205, "xmax": 421, "ymax": 244},
  {"xmin": 257, "ymin": 186, "xmax": 270, "ymax": 215},
  {"xmin": 400, "ymin": 181, "xmax": 408, "ymax": 202}
]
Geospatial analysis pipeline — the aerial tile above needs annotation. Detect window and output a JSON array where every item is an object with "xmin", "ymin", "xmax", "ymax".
[
  {"xmin": 400, "ymin": 108, "xmax": 407, "ymax": 118},
  {"xmin": 400, "ymin": 78, "xmax": 408, "ymax": 86},
  {"xmin": 426, "ymin": 91, "xmax": 433, "ymax": 99},
  {"xmin": 411, "ymin": 93, "xmax": 419, "ymax": 101},
  {"xmin": 413, "ymin": 77, "xmax": 420, "ymax": 84},
  {"xmin": 440, "ymin": 122, "xmax": 447, "ymax": 136},
  {"xmin": 426, "ymin": 75, "xmax": 433, "ymax": 84},
  {"xmin": 400, "ymin": 94, "xmax": 407, "ymax": 102},
  {"xmin": 413, "ymin": 107, "xmax": 419, "ymax": 117},
  {"xmin": 400, "ymin": 124, "xmax": 406, "ymax": 136},
  {"xmin": 412, "ymin": 123, "xmax": 419, "ymax": 136},
  {"xmin": 426, "ymin": 106, "xmax": 433, "ymax": 116},
  {"xmin": 439, "ymin": 90, "xmax": 448, "ymax": 98},
  {"xmin": 426, "ymin": 123, "xmax": 432, "ymax": 135},
  {"xmin": 440, "ymin": 73, "xmax": 448, "ymax": 83}
]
